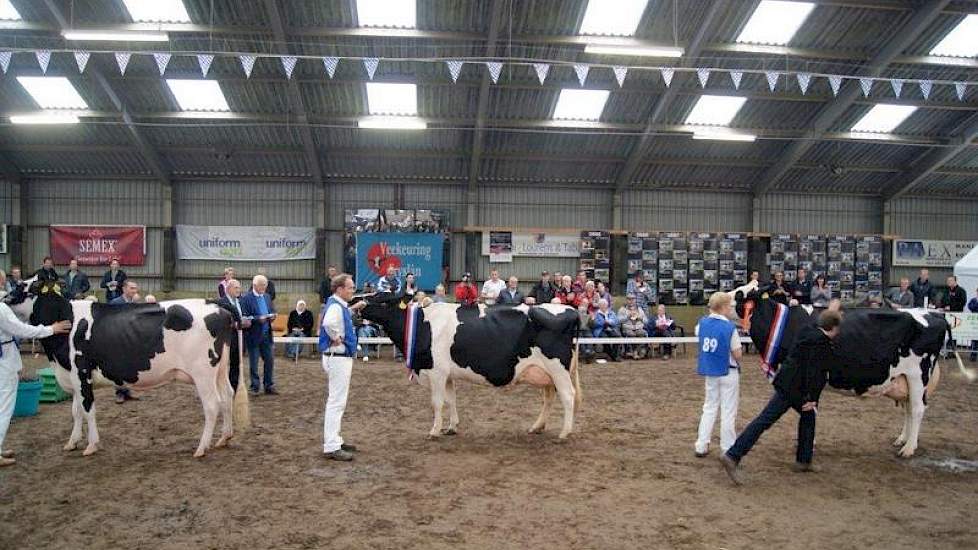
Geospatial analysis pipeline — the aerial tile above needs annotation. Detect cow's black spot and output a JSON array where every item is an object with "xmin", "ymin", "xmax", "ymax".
[
  {"xmin": 73, "ymin": 319, "xmax": 96, "ymax": 412},
  {"xmin": 450, "ymin": 307, "xmax": 533, "ymax": 386},
  {"xmin": 74, "ymin": 304, "xmax": 167, "ymax": 392},
  {"xmin": 203, "ymin": 309, "xmax": 234, "ymax": 367},
  {"xmin": 30, "ymin": 287, "xmax": 74, "ymax": 370},
  {"xmin": 527, "ymin": 307, "xmax": 580, "ymax": 368},
  {"xmin": 163, "ymin": 304, "xmax": 194, "ymax": 331}
]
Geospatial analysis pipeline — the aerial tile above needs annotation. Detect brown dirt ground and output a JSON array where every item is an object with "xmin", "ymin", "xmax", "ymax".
[{"xmin": 2, "ymin": 350, "xmax": 978, "ymax": 550}]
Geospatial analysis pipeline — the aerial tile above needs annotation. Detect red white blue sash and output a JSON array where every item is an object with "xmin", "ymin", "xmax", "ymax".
[
  {"xmin": 760, "ymin": 302, "xmax": 788, "ymax": 382},
  {"xmin": 403, "ymin": 302, "xmax": 421, "ymax": 383}
]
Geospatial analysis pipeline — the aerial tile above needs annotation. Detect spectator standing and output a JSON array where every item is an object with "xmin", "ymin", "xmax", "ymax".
[
  {"xmin": 910, "ymin": 268, "xmax": 934, "ymax": 308},
  {"xmin": 555, "ymin": 275, "xmax": 576, "ymax": 306},
  {"xmin": 767, "ymin": 271, "xmax": 790, "ymax": 305},
  {"xmin": 789, "ymin": 268, "xmax": 812, "ymax": 305},
  {"xmin": 592, "ymin": 299, "xmax": 621, "ymax": 362},
  {"xmin": 481, "ymin": 270, "xmax": 505, "ymax": 305},
  {"xmin": 810, "ymin": 274, "xmax": 832, "ymax": 308},
  {"xmin": 647, "ymin": 304, "xmax": 677, "ymax": 360},
  {"xmin": 626, "ymin": 273, "xmax": 654, "ymax": 314},
  {"xmin": 572, "ymin": 271, "xmax": 588, "ymax": 295},
  {"xmin": 943, "ymin": 276, "xmax": 966, "ymax": 312},
  {"xmin": 580, "ymin": 281, "xmax": 599, "ymax": 314},
  {"xmin": 529, "ymin": 271, "xmax": 556, "ymax": 306},
  {"xmin": 596, "ymin": 281, "xmax": 612, "ymax": 306},
  {"xmin": 432, "ymin": 284, "xmax": 448, "ymax": 304},
  {"xmin": 286, "ymin": 300, "xmax": 314, "ymax": 359},
  {"xmin": 240, "ymin": 275, "xmax": 277, "ymax": 395},
  {"xmin": 886, "ymin": 277, "xmax": 914, "ymax": 307},
  {"xmin": 318, "ymin": 265, "xmax": 338, "ymax": 304},
  {"xmin": 402, "ymin": 273, "xmax": 418, "ymax": 299},
  {"xmin": 377, "ymin": 266, "xmax": 401, "ymax": 294},
  {"xmin": 619, "ymin": 295, "xmax": 648, "ymax": 360},
  {"xmin": 33, "ymin": 257, "xmax": 59, "ymax": 284},
  {"xmin": 4, "ymin": 267, "xmax": 22, "ymax": 294},
  {"xmin": 968, "ymin": 289, "xmax": 978, "ymax": 362},
  {"xmin": 63, "ymin": 258, "xmax": 91, "ymax": 300},
  {"xmin": 694, "ymin": 292, "xmax": 742, "ymax": 458},
  {"xmin": 100, "ymin": 259, "xmax": 127, "ymax": 303},
  {"xmin": 109, "ymin": 280, "xmax": 141, "ymax": 404},
  {"xmin": 216, "ymin": 279, "xmax": 245, "ymax": 390},
  {"xmin": 454, "ymin": 273, "xmax": 479, "ymax": 306},
  {"xmin": 496, "ymin": 277, "xmax": 524, "ymax": 305},
  {"xmin": 218, "ymin": 267, "xmax": 235, "ymax": 298},
  {"xmin": 749, "ymin": 271, "xmax": 761, "ymax": 285},
  {"xmin": 256, "ymin": 267, "xmax": 276, "ymax": 302}
]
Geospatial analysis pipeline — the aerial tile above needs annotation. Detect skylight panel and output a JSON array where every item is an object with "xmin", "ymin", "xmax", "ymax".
[
  {"xmin": 929, "ymin": 15, "xmax": 978, "ymax": 58},
  {"xmin": 16, "ymin": 77, "xmax": 89, "ymax": 109},
  {"xmin": 552, "ymin": 89, "xmax": 610, "ymax": 121},
  {"xmin": 366, "ymin": 83, "xmax": 418, "ymax": 115},
  {"xmin": 166, "ymin": 80, "xmax": 230, "ymax": 112},
  {"xmin": 357, "ymin": 0, "xmax": 415, "ymax": 28},
  {"xmin": 122, "ymin": 0, "xmax": 191, "ymax": 23},
  {"xmin": 579, "ymin": 0, "xmax": 648, "ymax": 36},
  {"xmin": 736, "ymin": 1, "xmax": 814, "ymax": 45},
  {"xmin": 684, "ymin": 95, "xmax": 747, "ymax": 126},
  {"xmin": 850, "ymin": 104, "xmax": 917, "ymax": 133},
  {"xmin": 0, "ymin": 0, "xmax": 22, "ymax": 20}
]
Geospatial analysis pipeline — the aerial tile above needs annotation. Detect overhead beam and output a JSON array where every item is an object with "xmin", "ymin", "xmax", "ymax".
[
  {"xmin": 467, "ymin": 0, "xmax": 505, "ymax": 213},
  {"xmin": 883, "ymin": 112, "xmax": 978, "ymax": 200},
  {"xmin": 751, "ymin": 0, "xmax": 951, "ymax": 197}
]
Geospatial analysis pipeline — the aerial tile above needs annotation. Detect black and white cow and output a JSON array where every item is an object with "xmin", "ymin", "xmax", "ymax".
[
  {"xmin": 741, "ymin": 291, "xmax": 960, "ymax": 457},
  {"xmin": 14, "ymin": 281, "xmax": 248, "ymax": 458},
  {"xmin": 360, "ymin": 294, "xmax": 581, "ymax": 439}
]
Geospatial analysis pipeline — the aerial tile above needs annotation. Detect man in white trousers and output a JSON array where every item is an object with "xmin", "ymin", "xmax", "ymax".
[
  {"xmin": 0, "ymin": 269, "xmax": 71, "ymax": 467},
  {"xmin": 694, "ymin": 292, "xmax": 742, "ymax": 458},
  {"xmin": 320, "ymin": 273, "xmax": 366, "ymax": 462}
]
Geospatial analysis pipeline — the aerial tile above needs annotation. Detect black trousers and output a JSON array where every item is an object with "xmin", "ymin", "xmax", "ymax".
[{"xmin": 726, "ymin": 390, "xmax": 816, "ymax": 464}]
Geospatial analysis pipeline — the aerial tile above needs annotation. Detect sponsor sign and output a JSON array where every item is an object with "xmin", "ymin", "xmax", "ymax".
[
  {"xmin": 893, "ymin": 239, "xmax": 976, "ymax": 267},
  {"xmin": 176, "ymin": 225, "xmax": 316, "ymax": 261},
  {"xmin": 50, "ymin": 225, "xmax": 146, "ymax": 266},
  {"xmin": 946, "ymin": 312, "xmax": 978, "ymax": 344},
  {"xmin": 356, "ymin": 232, "xmax": 444, "ymax": 291},
  {"xmin": 489, "ymin": 231, "xmax": 513, "ymax": 263},
  {"xmin": 481, "ymin": 232, "xmax": 579, "ymax": 258}
]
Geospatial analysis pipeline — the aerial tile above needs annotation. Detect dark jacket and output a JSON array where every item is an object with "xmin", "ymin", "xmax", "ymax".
[
  {"xmin": 34, "ymin": 267, "xmax": 60, "ymax": 284},
  {"xmin": 100, "ymin": 269, "xmax": 127, "ymax": 302},
  {"xmin": 63, "ymin": 269, "xmax": 91, "ymax": 300},
  {"xmin": 766, "ymin": 281, "xmax": 790, "ymax": 305},
  {"xmin": 287, "ymin": 309, "xmax": 314, "ymax": 336},
  {"xmin": 968, "ymin": 297, "xmax": 978, "ymax": 313},
  {"xmin": 910, "ymin": 277, "xmax": 934, "ymax": 308},
  {"xmin": 945, "ymin": 286, "xmax": 967, "ymax": 312},
  {"xmin": 773, "ymin": 325, "xmax": 836, "ymax": 410},
  {"xmin": 239, "ymin": 291, "xmax": 276, "ymax": 346},
  {"xmin": 529, "ymin": 281, "xmax": 556, "ymax": 305},
  {"xmin": 266, "ymin": 279, "xmax": 277, "ymax": 302},
  {"xmin": 886, "ymin": 287, "xmax": 914, "ymax": 307},
  {"xmin": 318, "ymin": 277, "xmax": 331, "ymax": 304},
  {"xmin": 216, "ymin": 296, "xmax": 243, "ymax": 372},
  {"xmin": 496, "ymin": 288, "xmax": 525, "ymax": 305},
  {"xmin": 789, "ymin": 278, "xmax": 813, "ymax": 305}
]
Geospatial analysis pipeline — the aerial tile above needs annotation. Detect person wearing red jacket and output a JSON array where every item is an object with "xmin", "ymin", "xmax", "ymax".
[{"xmin": 454, "ymin": 272, "xmax": 479, "ymax": 306}]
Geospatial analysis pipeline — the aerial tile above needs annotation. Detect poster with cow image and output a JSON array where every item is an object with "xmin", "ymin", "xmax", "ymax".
[
  {"xmin": 626, "ymin": 233, "xmax": 658, "ymax": 302},
  {"xmin": 658, "ymin": 232, "xmax": 687, "ymax": 304},
  {"xmin": 855, "ymin": 235, "xmax": 884, "ymax": 302},
  {"xmin": 49, "ymin": 225, "xmax": 146, "ymax": 266},
  {"xmin": 580, "ymin": 231, "xmax": 611, "ymax": 284},
  {"xmin": 720, "ymin": 233, "xmax": 748, "ymax": 290},
  {"xmin": 688, "ymin": 232, "xmax": 716, "ymax": 305},
  {"xmin": 343, "ymin": 209, "xmax": 450, "ymax": 285}
]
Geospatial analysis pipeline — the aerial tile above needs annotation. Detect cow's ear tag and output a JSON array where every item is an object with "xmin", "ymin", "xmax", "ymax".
[{"xmin": 399, "ymin": 301, "xmax": 407, "ymax": 310}]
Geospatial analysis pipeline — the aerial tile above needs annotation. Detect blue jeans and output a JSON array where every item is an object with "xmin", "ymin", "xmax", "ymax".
[
  {"xmin": 726, "ymin": 390, "xmax": 816, "ymax": 464},
  {"xmin": 248, "ymin": 335, "xmax": 275, "ymax": 392},
  {"xmin": 358, "ymin": 325, "xmax": 379, "ymax": 356}
]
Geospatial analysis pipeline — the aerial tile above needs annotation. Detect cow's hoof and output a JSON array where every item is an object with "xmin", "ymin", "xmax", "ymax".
[
  {"xmin": 82, "ymin": 444, "xmax": 98, "ymax": 456},
  {"xmin": 426, "ymin": 434, "xmax": 441, "ymax": 441},
  {"xmin": 557, "ymin": 432, "xmax": 572, "ymax": 440},
  {"xmin": 892, "ymin": 437, "xmax": 906, "ymax": 447},
  {"xmin": 441, "ymin": 428, "xmax": 457, "ymax": 436},
  {"xmin": 215, "ymin": 434, "xmax": 233, "ymax": 448},
  {"xmin": 63, "ymin": 441, "xmax": 78, "ymax": 452},
  {"xmin": 897, "ymin": 445, "xmax": 916, "ymax": 458},
  {"xmin": 193, "ymin": 449, "xmax": 207, "ymax": 458},
  {"xmin": 528, "ymin": 426, "xmax": 545, "ymax": 434}
]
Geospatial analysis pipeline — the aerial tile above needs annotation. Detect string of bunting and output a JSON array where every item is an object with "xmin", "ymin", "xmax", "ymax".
[{"xmin": 0, "ymin": 48, "xmax": 973, "ymax": 101}]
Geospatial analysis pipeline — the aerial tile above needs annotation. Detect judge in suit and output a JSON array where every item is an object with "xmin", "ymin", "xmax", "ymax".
[
  {"xmin": 100, "ymin": 258, "xmax": 127, "ymax": 303},
  {"xmin": 240, "ymin": 275, "xmax": 277, "ymax": 395},
  {"xmin": 63, "ymin": 258, "xmax": 91, "ymax": 300},
  {"xmin": 216, "ymin": 279, "xmax": 247, "ymax": 391}
]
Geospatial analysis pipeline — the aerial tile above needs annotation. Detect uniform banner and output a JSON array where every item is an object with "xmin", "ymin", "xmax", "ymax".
[
  {"xmin": 946, "ymin": 312, "xmax": 978, "ymax": 344},
  {"xmin": 356, "ymin": 232, "xmax": 444, "ymax": 291},
  {"xmin": 481, "ymin": 232, "xmax": 579, "ymax": 258},
  {"xmin": 50, "ymin": 225, "xmax": 145, "ymax": 266},
  {"xmin": 893, "ymin": 239, "xmax": 976, "ymax": 267},
  {"xmin": 176, "ymin": 225, "xmax": 316, "ymax": 261}
]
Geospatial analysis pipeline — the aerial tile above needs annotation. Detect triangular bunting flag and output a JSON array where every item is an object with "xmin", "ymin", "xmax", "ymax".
[
  {"xmin": 730, "ymin": 71, "xmax": 743, "ymax": 89},
  {"xmin": 696, "ymin": 68, "xmax": 710, "ymax": 88},
  {"xmin": 796, "ymin": 72, "xmax": 811, "ymax": 95},
  {"xmin": 660, "ymin": 68, "xmax": 674, "ymax": 87},
  {"xmin": 239, "ymin": 55, "xmax": 256, "ymax": 78},
  {"xmin": 323, "ymin": 56, "xmax": 339, "ymax": 78},
  {"xmin": 859, "ymin": 78, "xmax": 873, "ymax": 97},
  {"xmin": 533, "ymin": 63, "xmax": 550, "ymax": 85},
  {"xmin": 890, "ymin": 78, "xmax": 903, "ymax": 98},
  {"xmin": 153, "ymin": 52, "xmax": 171, "ymax": 76},
  {"xmin": 363, "ymin": 57, "xmax": 379, "ymax": 80},
  {"xmin": 828, "ymin": 75, "xmax": 842, "ymax": 96},
  {"xmin": 574, "ymin": 64, "xmax": 590, "ymax": 86},
  {"xmin": 197, "ymin": 54, "xmax": 214, "ymax": 77},
  {"xmin": 919, "ymin": 80, "xmax": 932, "ymax": 100},
  {"xmin": 446, "ymin": 60, "xmax": 463, "ymax": 83},
  {"xmin": 0, "ymin": 51, "xmax": 10, "ymax": 74},
  {"xmin": 115, "ymin": 52, "xmax": 131, "ymax": 75},
  {"xmin": 486, "ymin": 61, "xmax": 502, "ymax": 84},
  {"xmin": 765, "ymin": 71, "xmax": 779, "ymax": 92},
  {"xmin": 955, "ymin": 82, "xmax": 966, "ymax": 101},
  {"xmin": 36, "ymin": 50, "xmax": 51, "ymax": 74},
  {"xmin": 612, "ymin": 66, "xmax": 627, "ymax": 87},
  {"xmin": 74, "ymin": 51, "xmax": 90, "ymax": 73},
  {"xmin": 281, "ymin": 56, "xmax": 297, "ymax": 79}
]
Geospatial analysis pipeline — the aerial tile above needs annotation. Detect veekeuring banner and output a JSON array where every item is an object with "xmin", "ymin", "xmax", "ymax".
[
  {"xmin": 176, "ymin": 225, "xmax": 316, "ymax": 261},
  {"xmin": 356, "ymin": 232, "xmax": 444, "ymax": 290},
  {"xmin": 893, "ymin": 239, "xmax": 976, "ymax": 267},
  {"xmin": 480, "ymin": 231, "xmax": 580, "ymax": 258},
  {"xmin": 50, "ymin": 225, "xmax": 146, "ymax": 265}
]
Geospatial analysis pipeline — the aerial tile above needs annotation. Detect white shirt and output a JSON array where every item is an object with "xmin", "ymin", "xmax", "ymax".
[
  {"xmin": 323, "ymin": 294, "xmax": 348, "ymax": 354},
  {"xmin": 695, "ymin": 312, "xmax": 742, "ymax": 367},
  {"xmin": 0, "ymin": 303, "xmax": 54, "ymax": 375},
  {"xmin": 482, "ymin": 279, "xmax": 506, "ymax": 302}
]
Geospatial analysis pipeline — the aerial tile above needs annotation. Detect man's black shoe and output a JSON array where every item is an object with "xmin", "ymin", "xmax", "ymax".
[{"xmin": 325, "ymin": 449, "xmax": 354, "ymax": 461}]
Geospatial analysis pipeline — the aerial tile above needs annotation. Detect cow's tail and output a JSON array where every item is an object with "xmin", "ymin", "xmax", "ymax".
[
  {"xmin": 946, "ymin": 323, "xmax": 977, "ymax": 383},
  {"xmin": 233, "ymin": 330, "xmax": 251, "ymax": 430},
  {"xmin": 571, "ymin": 348, "xmax": 582, "ymax": 412},
  {"xmin": 927, "ymin": 353, "xmax": 942, "ymax": 397}
]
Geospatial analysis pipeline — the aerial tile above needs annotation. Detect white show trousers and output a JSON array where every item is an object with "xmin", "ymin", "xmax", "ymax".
[
  {"xmin": 0, "ymin": 369, "xmax": 18, "ymax": 455},
  {"xmin": 322, "ymin": 354, "xmax": 354, "ymax": 453},
  {"xmin": 695, "ymin": 369, "xmax": 740, "ymax": 454}
]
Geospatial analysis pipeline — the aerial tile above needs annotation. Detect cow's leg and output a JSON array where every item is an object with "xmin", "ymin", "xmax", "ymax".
[
  {"xmin": 893, "ymin": 399, "xmax": 911, "ymax": 447},
  {"xmin": 426, "ymin": 372, "xmax": 448, "ymax": 439},
  {"xmin": 529, "ymin": 386, "xmax": 555, "ymax": 434},
  {"xmin": 441, "ymin": 378, "xmax": 459, "ymax": 435},
  {"xmin": 215, "ymin": 377, "xmax": 235, "ymax": 448},
  {"xmin": 81, "ymin": 405, "xmax": 100, "ymax": 456},
  {"xmin": 193, "ymin": 376, "xmax": 221, "ymax": 458},
  {"xmin": 551, "ymin": 369, "xmax": 576, "ymax": 439},
  {"xmin": 64, "ymin": 393, "xmax": 84, "ymax": 451},
  {"xmin": 898, "ymin": 373, "xmax": 926, "ymax": 458}
]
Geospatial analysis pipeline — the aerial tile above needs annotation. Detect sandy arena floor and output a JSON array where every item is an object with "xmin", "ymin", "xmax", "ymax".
[{"xmin": 2, "ymin": 351, "xmax": 978, "ymax": 550}]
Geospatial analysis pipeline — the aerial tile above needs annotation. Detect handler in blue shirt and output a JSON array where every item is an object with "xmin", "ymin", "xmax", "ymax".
[
  {"xmin": 320, "ymin": 273, "xmax": 366, "ymax": 462},
  {"xmin": 694, "ymin": 292, "xmax": 742, "ymax": 458}
]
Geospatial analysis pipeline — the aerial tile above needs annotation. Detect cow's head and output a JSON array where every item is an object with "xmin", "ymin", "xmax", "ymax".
[
  {"xmin": 29, "ymin": 279, "xmax": 73, "ymax": 327},
  {"xmin": 359, "ymin": 292, "xmax": 425, "ymax": 357}
]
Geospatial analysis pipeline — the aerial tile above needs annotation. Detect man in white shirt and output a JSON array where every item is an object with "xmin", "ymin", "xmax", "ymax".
[
  {"xmin": 0, "ymin": 269, "xmax": 71, "ymax": 467},
  {"xmin": 320, "ymin": 274, "xmax": 367, "ymax": 462},
  {"xmin": 481, "ymin": 270, "xmax": 506, "ymax": 305}
]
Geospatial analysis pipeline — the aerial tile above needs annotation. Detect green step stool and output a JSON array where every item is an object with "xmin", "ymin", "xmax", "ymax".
[{"xmin": 38, "ymin": 367, "xmax": 70, "ymax": 403}]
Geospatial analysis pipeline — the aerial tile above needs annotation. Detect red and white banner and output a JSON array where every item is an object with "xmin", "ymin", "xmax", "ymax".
[{"xmin": 50, "ymin": 225, "xmax": 146, "ymax": 266}]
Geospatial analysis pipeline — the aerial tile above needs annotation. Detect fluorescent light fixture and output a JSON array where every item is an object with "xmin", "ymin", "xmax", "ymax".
[
  {"xmin": 366, "ymin": 82, "xmax": 418, "ymax": 115},
  {"xmin": 684, "ymin": 95, "xmax": 748, "ymax": 126},
  {"xmin": 358, "ymin": 116, "xmax": 427, "ymax": 130},
  {"xmin": 10, "ymin": 113, "xmax": 81, "ymax": 125},
  {"xmin": 584, "ymin": 41, "xmax": 684, "ymax": 57},
  {"xmin": 122, "ymin": 0, "xmax": 191, "ymax": 23},
  {"xmin": 736, "ymin": 1, "xmax": 814, "ymax": 45},
  {"xmin": 356, "ymin": 0, "xmax": 415, "ymax": 28},
  {"xmin": 579, "ymin": 0, "xmax": 648, "ymax": 36},
  {"xmin": 552, "ymin": 89, "xmax": 610, "ymax": 121},
  {"xmin": 16, "ymin": 76, "xmax": 89, "ymax": 109},
  {"xmin": 929, "ymin": 15, "xmax": 978, "ymax": 58},
  {"xmin": 63, "ymin": 30, "xmax": 169, "ymax": 42},
  {"xmin": 850, "ymin": 104, "xmax": 917, "ymax": 133},
  {"xmin": 692, "ymin": 131, "xmax": 756, "ymax": 142},
  {"xmin": 0, "ymin": 0, "xmax": 22, "ymax": 20},
  {"xmin": 166, "ymin": 80, "xmax": 230, "ymax": 112}
]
